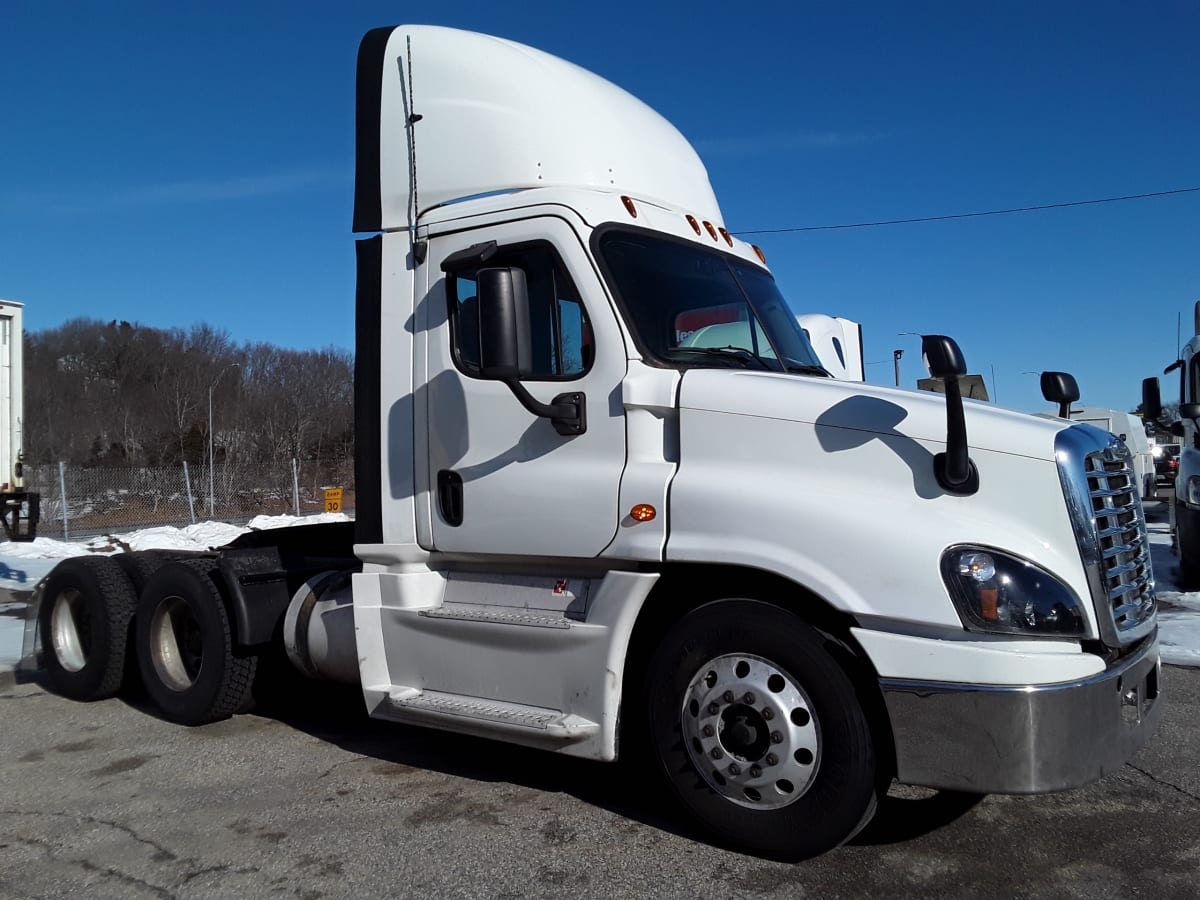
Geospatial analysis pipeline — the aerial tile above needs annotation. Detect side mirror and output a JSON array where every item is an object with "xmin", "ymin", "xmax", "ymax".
[
  {"xmin": 1142, "ymin": 377, "xmax": 1163, "ymax": 421},
  {"xmin": 1041, "ymin": 371, "xmax": 1080, "ymax": 419},
  {"xmin": 921, "ymin": 335, "xmax": 966, "ymax": 379},
  {"xmin": 476, "ymin": 267, "xmax": 532, "ymax": 380},
  {"xmin": 1182, "ymin": 403, "xmax": 1200, "ymax": 420},
  {"xmin": 920, "ymin": 335, "xmax": 977, "ymax": 495},
  {"xmin": 472, "ymin": 266, "xmax": 586, "ymax": 436}
]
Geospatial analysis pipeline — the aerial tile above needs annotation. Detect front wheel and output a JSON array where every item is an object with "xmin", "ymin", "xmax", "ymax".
[{"xmin": 645, "ymin": 600, "xmax": 880, "ymax": 860}]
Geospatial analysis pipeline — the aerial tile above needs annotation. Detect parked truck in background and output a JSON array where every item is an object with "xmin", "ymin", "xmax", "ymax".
[
  {"xmin": 0, "ymin": 299, "xmax": 39, "ymax": 541},
  {"xmin": 1067, "ymin": 406, "xmax": 1156, "ymax": 501},
  {"xmin": 1145, "ymin": 300, "xmax": 1200, "ymax": 587},
  {"xmin": 31, "ymin": 26, "xmax": 1162, "ymax": 861}
]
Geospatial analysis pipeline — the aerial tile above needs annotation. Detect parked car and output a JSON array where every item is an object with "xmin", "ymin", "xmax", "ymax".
[{"xmin": 1155, "ymin": 444, "xmax": 1180, "ymax": 485}]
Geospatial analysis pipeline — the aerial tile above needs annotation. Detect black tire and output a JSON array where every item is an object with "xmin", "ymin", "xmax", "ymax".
[
  {"xmin": 38, "ymin": 556, "xmax": 138, "ymax": 701},
  {"xmin": 645, "ymin": 600, "xmax": 880, "ymax": 861},
  {"xmin": 114, "ymin": 550, "xmax": 171, "ymax": 594},
  {"xmin": 135, "ymin": 559, "xmax": 257, "ymax": 725},
  {"xmin": 1177, "ymin": 503, "xmax": 1200, "ymax": 590}
]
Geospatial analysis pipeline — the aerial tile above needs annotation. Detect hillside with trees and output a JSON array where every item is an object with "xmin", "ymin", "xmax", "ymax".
[{"xmin": 25, "ymin": 318, "xmax": 354, "ymax": 470}]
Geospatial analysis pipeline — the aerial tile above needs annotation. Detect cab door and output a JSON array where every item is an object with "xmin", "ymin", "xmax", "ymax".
[{"xmin": 421, "ymin": 216, "xmax": 627, "ymax": 558}]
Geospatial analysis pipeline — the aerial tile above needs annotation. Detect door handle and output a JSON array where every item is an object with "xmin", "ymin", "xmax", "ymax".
[{"xmin": 437, "ymin": 470, "xmax": 464, "ymax": 526}]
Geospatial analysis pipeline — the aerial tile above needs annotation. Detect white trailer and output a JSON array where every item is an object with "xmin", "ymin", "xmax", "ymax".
[
  {"xmin": 32, "ymin": 26, "xmax": 1161, "ymax": 861},
  {"xmin": 0, "ymin": 299, "xmax": 39, "ymax": 540},
  {"xmin": 1067, "ymin": 406, "xmax": 1155, "ymax": 501}
]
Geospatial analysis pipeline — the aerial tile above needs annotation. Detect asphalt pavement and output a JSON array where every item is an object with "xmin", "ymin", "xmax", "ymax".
[{"xmin": 2, "ymin": 649, "xmax": 1198, "ymax": 898}]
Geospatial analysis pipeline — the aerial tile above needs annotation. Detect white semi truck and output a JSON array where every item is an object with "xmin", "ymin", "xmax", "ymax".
[
  {"xmin": 1145, "ymin": 301, "xmax": 1200, "ymax": 587},
  {"xmin": 34, "ymin": 26, "xmax": 1161, "ymax": 861},
  {"xmin": 0, "ymin": 299, "xmax": 39, "ymax": 540}
]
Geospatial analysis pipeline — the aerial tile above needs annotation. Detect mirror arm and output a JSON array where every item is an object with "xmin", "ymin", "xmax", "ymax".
[
  {"xmin": 934, "ymin": 374, "xmax": 979, "ymax": 495},
  {"xmin": 502, "ymin": 379, "xmax": 587, "ymax": 436}
]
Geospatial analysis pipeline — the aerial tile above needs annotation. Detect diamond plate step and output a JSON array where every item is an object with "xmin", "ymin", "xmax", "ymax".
[
  {"xmin": 384, "ymin": 688, "xmax": 598, "ymax": 739},
  {"xmin": 418, "ymin": 605, "xmax": 573, "ymax": 629}
]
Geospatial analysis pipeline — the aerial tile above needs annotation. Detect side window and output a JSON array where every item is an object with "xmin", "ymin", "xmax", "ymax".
[{"xmin": 448, "ymin": 245, "xmax": 592, "ymax": 379}]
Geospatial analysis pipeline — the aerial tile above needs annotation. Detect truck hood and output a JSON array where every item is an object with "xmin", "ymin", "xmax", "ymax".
[{"xmin": 678, "ymin": 370, "xmax": 1066, "ymax": 461}]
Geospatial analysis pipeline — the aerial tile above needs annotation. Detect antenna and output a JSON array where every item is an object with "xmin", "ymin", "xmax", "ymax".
[{"xmin": 405, "ymin": 36, "xmax": 422, "ymax": 229}]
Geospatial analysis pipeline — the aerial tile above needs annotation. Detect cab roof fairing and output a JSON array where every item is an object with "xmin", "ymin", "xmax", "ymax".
[{"xmin": 357, "ymin": 24, "xmax": 724, "ymax": 234}]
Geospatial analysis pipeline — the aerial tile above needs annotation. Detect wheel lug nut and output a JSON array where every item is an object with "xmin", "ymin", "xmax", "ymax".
[
  {"xmin": 750, "ymin": 765, "xmax": 762, "ymax": 777},
  {"xmin": 743, "ymin": 692, "xmax": 756, "ymax": 705},
  {"xmin": 728, "ymin": 763, "xmax": 741, "ymax": 776},
  {"xmin": 770, "ymin": 731, "xmax": 783, "ymax": 744},
  {"xmin": 762, "ymin": 708, "xmax": 774, "ymax": 720},
  {"xmin": 765, "ymin": 753, "xmax": 778, "ymax": 766},
  {"xmin": 708, "ymin": 702, "xmax": 720, "ymax": 715},
  {"xmin": 722, "ymin": 690, "xmax": 735, "ymax": 703},
  {"xmin": 702, "ymin": 724, "xmax": 715, "ymax": 737},
  {"xmin": 710, "ymin": 747, "xmax": 723, "ymax": 760}
]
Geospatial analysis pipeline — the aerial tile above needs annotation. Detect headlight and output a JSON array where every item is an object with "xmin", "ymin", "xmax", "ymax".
[{"xmin": 940, "ymin": 546, "xmax": 1086, "ymax": 637}]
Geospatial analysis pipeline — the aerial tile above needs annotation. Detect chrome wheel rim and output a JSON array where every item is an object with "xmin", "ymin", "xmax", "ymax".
[
  {"xmin": 148, "ymin": 595, "xmax": 203, "ymax": 691},
  {"xmin": 50, "ymin": 588, "xmax": 89, "ymax": 673},
  {"xmin": 680, "ymin": 653, "xmax": 820, "ymax": 809}
]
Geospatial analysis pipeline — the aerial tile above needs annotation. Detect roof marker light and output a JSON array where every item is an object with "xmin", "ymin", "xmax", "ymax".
[
  {"xmin": 703, "ymin": 221, "xmax": 718, "ymax": 240},
  {"xmin": 717, "ymin": 227, "xmax": 733, "ymax": 247},
  {"xmin": 752, "ymin": 244, "xmax": 767, "ymax": 264},
  {"xmin": 621, "ymin": 195, "xmax": 638, "ymax": 218},
  {"xmin": 686, "ymin": 215, "xmax": 702, "ymax": 235}
]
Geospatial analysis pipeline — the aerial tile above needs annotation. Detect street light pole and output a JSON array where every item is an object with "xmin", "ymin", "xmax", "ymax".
[
  {"xmin": 208, "ymin": 364, "xmax": 240, "ymax": 519},
  {"xmin": 893, "ymin": 349, "xmax": 903, "ymax": 387}
]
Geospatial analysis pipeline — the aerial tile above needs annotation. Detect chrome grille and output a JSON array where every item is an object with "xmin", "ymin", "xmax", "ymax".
[{"xmin": 1056, "ymin": 426, "xmax": 1156, "ymax": 648}]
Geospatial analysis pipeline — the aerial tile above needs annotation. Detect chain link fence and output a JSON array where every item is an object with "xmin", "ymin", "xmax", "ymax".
[{"xmin": 25, "ymin": 460, "xmax": 356, "ymax": 540}]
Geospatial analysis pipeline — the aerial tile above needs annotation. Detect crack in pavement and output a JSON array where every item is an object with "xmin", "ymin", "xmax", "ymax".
[
  {"xmin": 1, "ymin": 809, "xmax": 179, "ymax": 861},
  {"xmin": 78, "ymin": 859, "xmax": 177, "ymax": 900},
  {"xmin": 1127, "ymin": 764, "xmax": 1200, "ymax": 804}
]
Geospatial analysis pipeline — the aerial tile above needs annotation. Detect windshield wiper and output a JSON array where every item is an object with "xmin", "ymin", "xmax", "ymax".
[
  {"xmin": 667, "ymin": 346, "xmax": 774, "ymax": 370},
  {"xmin": 781, "ymin": 360, "xmax": 831, "ymax": 377}
]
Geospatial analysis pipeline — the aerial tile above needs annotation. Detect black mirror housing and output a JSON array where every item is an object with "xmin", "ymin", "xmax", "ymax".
[
  {"xmin": 476, "ymin": 267, "xmax": 532, "ymax": 379},
  {"xmin": 1040, "ymin": 372, "xmax": 1080, "ymax": 407},
  {"xmin": 1141, "ymin": 377, "xmax": 1163, "ymax": 421},
  {"xmin": 921, "ymin": 335, "xmax": 967, "ymax": 379},
  {"xmin": 1182, "ymin": 402, "xmax": 1200, "ymax": 420}
]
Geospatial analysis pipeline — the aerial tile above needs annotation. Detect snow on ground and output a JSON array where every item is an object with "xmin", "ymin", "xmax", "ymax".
[
  {"xmin": 1145, "ymin": 504, "xmax": 1200, "ymax": 667},
  {"xmin": 0, "ymin": 513, "xmax": 350, "ymax": 561}
]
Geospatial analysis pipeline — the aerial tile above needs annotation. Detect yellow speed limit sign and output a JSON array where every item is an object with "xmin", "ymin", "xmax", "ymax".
[{"xmin": 323, "ymin": 487, "xmax": 343, "ymax": 514}]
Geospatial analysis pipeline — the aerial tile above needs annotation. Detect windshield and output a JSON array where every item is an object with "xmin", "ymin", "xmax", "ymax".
[{"xmin": 596, "ymin": 229, "xmax": 826, "ymax": 374}]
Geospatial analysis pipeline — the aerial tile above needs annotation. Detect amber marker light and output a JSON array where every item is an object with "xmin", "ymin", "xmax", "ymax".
[
  {"xmin": 703, "ymin": 221, "xmax": 719, "ymax": 240},
  {"xmin": 621, "ymin": 195, "xmax": 638, "ymax": 218},
  {"xmin": 630, "ymin": 504, "xmax": 657, "ymax": 522},
  {"xmin": 752, "ymin": 244, "xmax": 767, "ymax": 264},
  {"xmin": 685, "ymin": 215, "xmax": 702, "ymax": 235},
  {"xmin": 718, "ymin": 227, "xmax": 733, "ymax": 247}
]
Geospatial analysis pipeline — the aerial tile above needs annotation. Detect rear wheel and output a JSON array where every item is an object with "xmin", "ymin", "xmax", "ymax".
[
  {"xmin": 38, "ymin": 556, "xmax": 138, "ymax": 701},
  {"xmin": 135, "ymin": 559, "xmax": 257, "ymax": 725},
  {"xmin": 645, "ymin": 599, "xmax": 880, "ymax": 860}
]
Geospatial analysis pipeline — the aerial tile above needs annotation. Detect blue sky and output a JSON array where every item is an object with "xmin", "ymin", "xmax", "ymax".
[{"xmin": 2, "ymin": 1, "xmax": 1196, "ymax": 414}]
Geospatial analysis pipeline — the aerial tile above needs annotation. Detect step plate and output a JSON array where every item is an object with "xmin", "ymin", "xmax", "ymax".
[
  {"xmin": 418, "ymin": 606, "xmax": 573, "ymax": 629},
  {"xmin": 385, "ymin": 689, "xmax": 598, "ymax": 739}
]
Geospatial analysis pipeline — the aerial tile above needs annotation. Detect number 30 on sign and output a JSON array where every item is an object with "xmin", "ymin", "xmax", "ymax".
[{"xmin": 324, "ymin": 487, "xmax": 343, "ymax": 514}]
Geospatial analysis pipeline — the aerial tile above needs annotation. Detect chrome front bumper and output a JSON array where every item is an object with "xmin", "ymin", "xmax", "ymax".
[{"xmin": 881, "ymin": 636, "xmax": 1163, "ymax": 793}]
